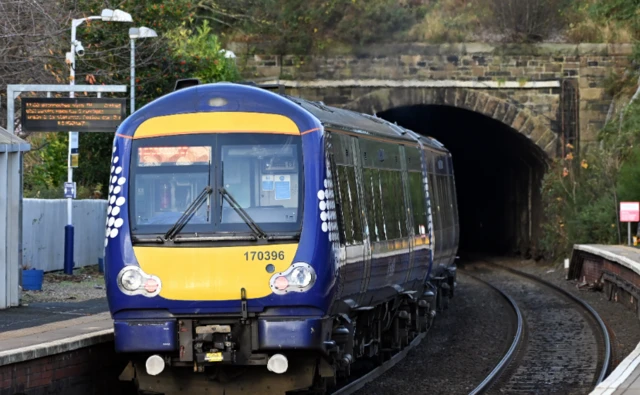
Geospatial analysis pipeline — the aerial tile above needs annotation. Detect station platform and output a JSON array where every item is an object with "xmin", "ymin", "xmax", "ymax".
[
  {"xmin": 570, "ymin": 244, "xmax": 640, "ymax": 395},
  {"xmin": 0, "ymin": 298, "xmax": 123, "ymax": 394}
]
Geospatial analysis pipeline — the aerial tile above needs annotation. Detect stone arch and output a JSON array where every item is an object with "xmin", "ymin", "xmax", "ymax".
[{"xmin": 344, "ymin": 87, "xmax": 558, "ymax": 159}]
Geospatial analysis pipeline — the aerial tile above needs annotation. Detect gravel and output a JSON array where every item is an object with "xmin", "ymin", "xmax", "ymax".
[
  {"xmin": 354, "ymin": 273, "xmax": 514, "ymax": 395},
  {"xmin": 468, "ymin": 262, "xmax": 602, "ymax": 395},
  {"xmin": 488, "ymin": 256, "xmax": 640, "ymax": 371},
  {"xmin": 20, "ymin": 265, "xmax": 106, "ymax": 304}
]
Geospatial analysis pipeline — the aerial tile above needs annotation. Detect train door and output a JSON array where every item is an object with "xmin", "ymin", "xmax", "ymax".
[
  {"xmin": 399, "ymin": 146, "xmax": 415, "ymax": 287},
  {"xmin": 426, "ymin": 149, "xmax": 443, "ymax": 269},
  {"xmin": 350, "ymin": 136, "xmax": 372, "ymax": 305},
  {"xmin": 330, "ymin": 131, "xmax": 366, "ymax": 300}
]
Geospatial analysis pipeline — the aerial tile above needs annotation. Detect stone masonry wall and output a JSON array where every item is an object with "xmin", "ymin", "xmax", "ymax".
[{"xmin": 232, "ymin": 43, "xmax": 633, "ymax": 148}]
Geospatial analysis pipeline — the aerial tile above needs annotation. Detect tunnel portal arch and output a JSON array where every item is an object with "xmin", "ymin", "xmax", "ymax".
[
  {"xmin": 344, "ymin": 87, "xmax": 558, "ymax": 160},
  {"xmin": 344, "ymin": 88, "xmax": 554, "ymax": 257}
]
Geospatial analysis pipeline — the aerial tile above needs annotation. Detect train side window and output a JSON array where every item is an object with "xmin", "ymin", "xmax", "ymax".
[
  {"xmin": 408, "ymin": 172, "xmax": 427, "ymax": 236},
  {"xmin": 346, "ymin": 166, "xmax": 363, "ymax": 243},
  {"xmin": 362, "ymin": 168, "xmax": 379, "ymax": 242},
  {"xmin": 395, "ymin": 171, "xmax": 407, "ymax": 238},
  {"xmin": 372, "ymin": 169, "xmax": 386, "ymax": 241},
  {"xmin": 335, "ymin": 164, "xmax": 363, "ymax": 245},
  {"xmin": 335, "ymin": 165, "xmax": 354, "ymax": 244},
  {"xmin": 380, "ymin": 169, "xmax": 404, "ymax": 240}
]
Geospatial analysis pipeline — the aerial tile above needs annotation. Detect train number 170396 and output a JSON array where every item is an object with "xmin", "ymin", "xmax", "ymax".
[{"xmin": 244, "ymin": 251, "xmax": 285, "ymax": 261}]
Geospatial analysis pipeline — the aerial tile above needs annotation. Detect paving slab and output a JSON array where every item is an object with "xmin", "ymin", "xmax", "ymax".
[
  {"xmin": 0, "ymin": 311, "xmax": 113, "ymax": 366},
  {"xmin": 0, "ymin": 297, "xmax": 108, "ymax": 333}
]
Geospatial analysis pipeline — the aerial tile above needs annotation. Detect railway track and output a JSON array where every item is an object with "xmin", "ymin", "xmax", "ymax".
[
  {"xmin": 464, "ymin": 260, "xmax": 611, "ymax": 395},
  {"xmin": 331, "ymin": 332, "xmax": 427, "ymax": 395}
]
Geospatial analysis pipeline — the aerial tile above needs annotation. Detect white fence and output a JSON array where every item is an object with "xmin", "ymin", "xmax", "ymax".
[{"xmin": 22, "ymin": 199, "xmax": 108, "ymax": 272}]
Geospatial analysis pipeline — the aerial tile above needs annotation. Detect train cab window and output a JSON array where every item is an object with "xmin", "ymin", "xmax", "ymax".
[
  {"xmin": 130, "ymin": 145, "xmax": 213, "ymax": 234},
  {"xmin": 130, "ymin": 133, "xmax": 303, "ymax": 237},
  {"xmin": 218, "ymin": 134, "xmax": 302, "ymax": 232}
]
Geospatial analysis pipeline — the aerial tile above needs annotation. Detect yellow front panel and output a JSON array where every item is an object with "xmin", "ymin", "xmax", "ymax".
[
  {"xmin": 133, "ymin": 112, "xmax": 300, "ymax": 139},
  {"xmin": 133, "ymin": 243, "xmax": 299, "ymax": 301}
]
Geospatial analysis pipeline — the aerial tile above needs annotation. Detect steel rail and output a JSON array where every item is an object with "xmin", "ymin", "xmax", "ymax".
[
  {"xmin": 331, "ymin": 332, "xmax": 427, "ymax": 395},
  {"xmin": 463, "ymin": 272, "xmax": 525, "ymax": 395},
  {"xmin": 484, "ymin": 261, "xmax": 611, "ymax": 385}
]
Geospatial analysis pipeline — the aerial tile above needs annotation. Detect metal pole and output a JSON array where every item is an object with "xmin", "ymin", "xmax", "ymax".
[
  {"xmin": 629, "ymin": 222, "xmax": 632, "ymax": 246},
  {"xmin": 130, "ymin": 38, "xmax": 135, "ymax": 113},
  {"xmin": 64, "ymin": 21, "xmax": 78, "ymax": 275}
]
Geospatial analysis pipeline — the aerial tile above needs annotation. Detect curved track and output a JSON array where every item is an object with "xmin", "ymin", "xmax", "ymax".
[
  {"xmin": 330, "ymin": 333, "xmax": 427, "ymax": 395},
  {"xmin": 465, "ymin": 260, "xmax": 611, "ymax": 395}
]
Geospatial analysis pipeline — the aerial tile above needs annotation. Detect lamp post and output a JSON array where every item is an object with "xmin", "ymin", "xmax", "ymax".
[
  {"xmin": 63, "ymin": 8, "xmax": 132, "ymax": 275},
  {"xmin": 129, "ymin": 27, "xmax": 157, "ymax": 114}
]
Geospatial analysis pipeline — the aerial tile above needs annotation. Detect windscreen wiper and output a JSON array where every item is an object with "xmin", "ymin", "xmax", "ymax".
[
  {"xmin": 164, "ymin": 186, "xmax": 213, "ymax": 240},
  {"xmin": 219, "ymin": 187, "xmax": 268, "ymax": 239}
]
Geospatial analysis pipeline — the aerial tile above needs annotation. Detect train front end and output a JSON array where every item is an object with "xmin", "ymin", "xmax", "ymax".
[{"xmin": 104, "ymin": 83, "xmax": 333, "ymax": 394}]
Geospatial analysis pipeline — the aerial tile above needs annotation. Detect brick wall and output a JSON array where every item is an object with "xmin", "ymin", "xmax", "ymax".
[
  {"xmin": 0, "ymin": 342, "xmax": 134, "ymax": 395},
  {"xmin": 580, "ymin": 257, "xmax": 640, "ymax": 289},
  {"xmin": 233, "ymin": 42, "xmax": 633, "ymax": 147}
]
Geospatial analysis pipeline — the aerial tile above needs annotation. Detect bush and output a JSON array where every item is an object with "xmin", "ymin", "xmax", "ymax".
[
  {"xmin": 482, "ymin": 0, "xmax": 572, "ymax": 42},
  {"xmin": 540, "ymin": 145, "xmax": 619, "ymax": 261}
]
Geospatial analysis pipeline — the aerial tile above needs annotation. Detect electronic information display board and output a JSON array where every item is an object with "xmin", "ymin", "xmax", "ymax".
[{"xmin": 21, "ymin": 98, "xmax": 127, "ymax": 132}]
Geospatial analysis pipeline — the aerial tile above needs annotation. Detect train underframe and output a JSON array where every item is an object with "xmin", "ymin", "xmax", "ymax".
[{"xmin": 120, "ymin": 268, "xmax": 456, "ymax": 395}]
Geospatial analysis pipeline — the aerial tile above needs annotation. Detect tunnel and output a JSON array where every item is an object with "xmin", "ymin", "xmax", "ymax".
[{"xmin": 377, "ymin": 105, "xmax": 547, "ymax": 257}]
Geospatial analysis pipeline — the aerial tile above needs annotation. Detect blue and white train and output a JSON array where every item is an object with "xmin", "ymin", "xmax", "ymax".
[{"xmin": 104, "ymin": 81, "xmax": 459, "ymax": 394}]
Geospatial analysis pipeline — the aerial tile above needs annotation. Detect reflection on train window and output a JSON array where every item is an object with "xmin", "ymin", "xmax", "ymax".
[
  {"xmin": 134, "ymin": 172, "xmax": 211, "ymax": 225},
  {"xmin": 220, "ymin": 138, "xmax": 300, "ymax": 226},
  {"xmin": 133, "ymin": 146, "xmax": 212, "ymax": 227},
  {"xmin": 408, "ymin": 172, "xmax": 427, "ymax": 236}
]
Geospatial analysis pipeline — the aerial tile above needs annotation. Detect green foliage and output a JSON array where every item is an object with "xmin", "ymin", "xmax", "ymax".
[
  {"xmin": 541, "ymin": 99, "xmax": 640, "ymax": 260},
  {"xmin": 540, "ymin": 145, "xmax": 619, "ymax": 260},
  {"xmin": 408, "ymin": 0, "xmax": 485, "ymax": 43},
  {"xmin": 589, "ymin": 0, "xmax": 640, "ymax": 40},
  {"xmin": 23, "ymin": 0, "xmax": 240, "ymax": 199},
  {"xmin": 166, "ymin": 20, "xmax": 240, "ymax": 83},
  {"xmin": 229, "ymin": 0, "xmax": 426, "ymax": 53},
  {"xmin": 617, "ymin": 145, "xmax": 640, "ymax": 202},
  {"xmin": 23, "ymin": 133, "xmax": 68, "ymax": 194}
]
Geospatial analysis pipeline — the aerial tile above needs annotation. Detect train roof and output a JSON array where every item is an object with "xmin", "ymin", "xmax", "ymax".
[
  {"xmin": 165, "ymin": 80, "xmax": 450, "ymax": 153},
  {"xmin": 281, "ymin": 94, "xmax": 449, "ymax": 153}
]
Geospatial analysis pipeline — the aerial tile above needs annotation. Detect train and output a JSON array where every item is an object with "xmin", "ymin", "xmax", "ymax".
[{"xmin": 104, "ymin": 81, "xmax": 459, "ymax": 395}]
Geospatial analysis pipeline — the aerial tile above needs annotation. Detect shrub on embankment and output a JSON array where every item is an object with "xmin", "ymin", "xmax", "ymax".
[{"xmin": 540, "ymin": 100, "xmax": 640, "ymax": 262}]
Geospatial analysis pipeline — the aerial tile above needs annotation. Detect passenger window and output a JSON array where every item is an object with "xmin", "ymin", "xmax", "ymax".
[
  {"xmin": 408, "ymin": 172, "xmax": 427, "ymax": 236},
  {"xmin": 363, "ymin": 168, "xmax": 379, "ymax": 242},
  {"xmin": 371, "ymin": 169, "xmax": 386, "ymax": 241},
  {"xmin": 335, "ymin": 165, "xmax": 363, "ymax": 245},
  {"xmin": 345, "ymin": 166, "xmax": 363, "ymax": 243},
  {"xmin": 380, "ymin": 170, "xmax": 405, "ymax": 240}
]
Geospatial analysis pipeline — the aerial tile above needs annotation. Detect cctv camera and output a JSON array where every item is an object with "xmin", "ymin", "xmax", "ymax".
[{"xmin": 74, "ymin": 41, "xmax": 85, "ymax": 57}]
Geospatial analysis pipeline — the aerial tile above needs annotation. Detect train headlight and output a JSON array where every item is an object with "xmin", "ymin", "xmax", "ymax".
[
  {"xmin": 270, "ymin": 263, "xmax": 316, "ymax": 295},
  {"xmin": 290, "ymin": 267, "xmax": 313, "ymax": 287},
  {"xmin": 117, "ymin": 266, "xmax": 162, "ymax": 297},
  {"xmin": 121, "ymin": 269, "xmax": 143, "ymax": 291}
]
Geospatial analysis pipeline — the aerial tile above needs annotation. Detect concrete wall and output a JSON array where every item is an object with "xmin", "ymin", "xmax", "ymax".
[{"xmin": 22, "ymin": 199, "xmax": 107, "ymax": 272}]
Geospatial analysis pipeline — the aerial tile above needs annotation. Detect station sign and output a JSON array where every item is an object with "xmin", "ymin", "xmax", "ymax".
[
  {"xmin": 620, "ymin": 202, "xmax": 639, "ymax": 222},
  {"xmin": 21, "ymin": 97, "xmax": 126, "ymax": 132},
  {"xmin": 63, "ymin": 182, "xmax": 76, "ymax": 199}
]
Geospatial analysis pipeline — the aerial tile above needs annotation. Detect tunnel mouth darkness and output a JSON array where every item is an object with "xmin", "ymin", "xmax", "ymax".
[{"xmin": 378, "ymin": 105, "xmax": 547, "ymax": 257}]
